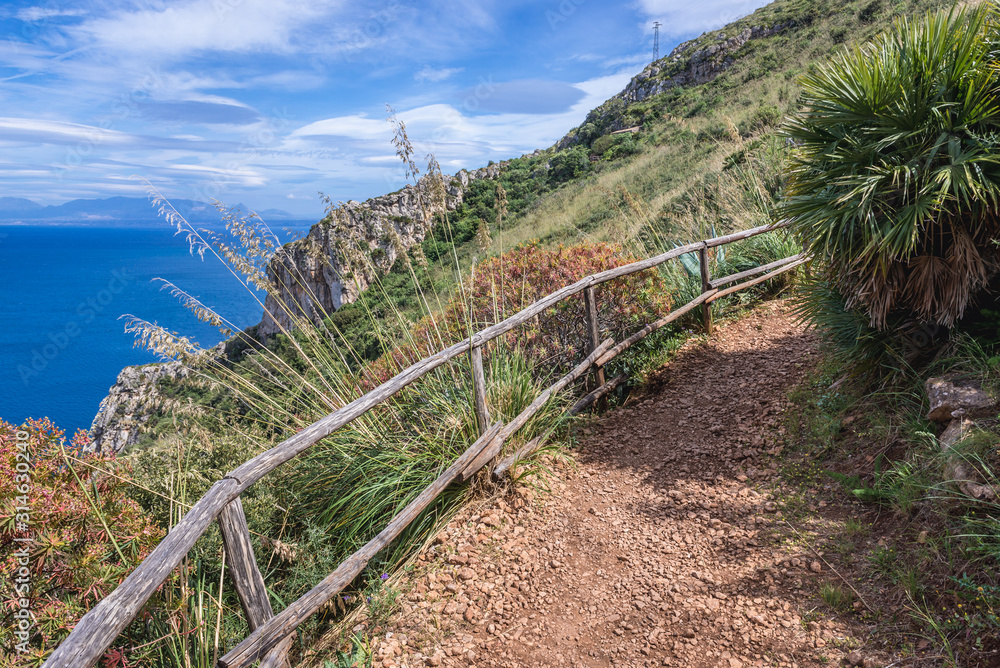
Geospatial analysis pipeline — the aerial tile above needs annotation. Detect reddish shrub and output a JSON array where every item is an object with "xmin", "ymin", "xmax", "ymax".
[
  {"xmin": 366, "ymin": 241, "xmax": 671, "ymax": 384},
  {"xmin": 0, "ymin": 419, "xmax": 163, "ymax": 667}
]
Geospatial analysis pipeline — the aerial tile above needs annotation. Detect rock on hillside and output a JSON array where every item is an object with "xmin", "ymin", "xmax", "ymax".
[
  {"xmin": 88, "ymin": 362, "xmax": 189, "ymax": 454},
  {"xmin": 255, "ymin": 15, "xmax": 794, "ymax": 337},
  {"xmin": 257, "ymin": 165, "xmax": 500, "ymax": 338},
  {"xmin": 556, "ymin": 19, "xmax": 796, "ymax": 149},
  {"xmin": 620, "ymin": 22, "xmax": 796, "ymax": 104},
  {"xmin": 88, "ymin": 342, "xmax": 226, "ymax": 453},
  {"xmin": 88, "ymin": 166, "xmax": 500, "ymax": 450}
]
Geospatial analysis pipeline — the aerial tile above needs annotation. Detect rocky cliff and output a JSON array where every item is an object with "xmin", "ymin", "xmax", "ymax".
[
  {"xmin": 257, "ymin": 164, "xmax": 500, "ymax": 337},
  {"xmin": 88, "ymin": 343, "xmax": 228, "ymax": 453},
  {"xmin": 88, "ymin": 166, "xmax": 501, "ymax": 451},
  {"xmin": 88, "ymin": 361, "xmax": 190, "ymax": 453},
  {"xmin": 90, "ymin": 18, "xmax": 785, "ymax": 448},
  {"xmin": 620, "ymin": 21, "xmax": 796, "ymax": 103}
]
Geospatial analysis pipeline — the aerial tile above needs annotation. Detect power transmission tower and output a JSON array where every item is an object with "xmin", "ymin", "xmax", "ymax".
[{"xmin": 653, "ymin": 21, "xmax": 661, "ymax": 61}]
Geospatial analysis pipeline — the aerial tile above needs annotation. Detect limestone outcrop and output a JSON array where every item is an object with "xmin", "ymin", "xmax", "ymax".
[
  {"xmin": 619, "ymin": 22, "xmax": 796, "ymax": 105},
  {"xmin": 88, "ymin": 361, "xmax": 189, "ymax": 453},
  {"xmin": 257, "ymin": 165, "xmax": 500, "ymax": 338},
  {"xmin": 925, "ymin": 374, "xmax": 996, "ymax": 422},
  {"xmin": 88, "ymin": 166, "xmax": 501, "ymax": 451},
  {"xmin": 926, "ymin": 374, "xmax": 999, "ymax": 501}
]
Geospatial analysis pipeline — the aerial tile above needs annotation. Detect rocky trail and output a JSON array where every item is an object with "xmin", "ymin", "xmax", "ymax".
[{"xmin": 311, "ymin": 303, "xmax": 886, "ymax": 668}]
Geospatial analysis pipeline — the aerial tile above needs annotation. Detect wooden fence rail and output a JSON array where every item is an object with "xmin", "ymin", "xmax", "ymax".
[{"xmin": 43, "ymin": 220, "xmax": 799, "ymax": 668}]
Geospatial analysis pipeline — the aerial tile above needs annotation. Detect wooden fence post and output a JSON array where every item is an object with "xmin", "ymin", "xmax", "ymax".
[
  {"xmin": 698, "ymin": 247, "xmax": 713, "ymax": 335},
  {"xmin": 40, "ymin": 222, "xmax": 795, "ymax": 668},
  {"xmin": 470, "ymin": 345, "xmax": 490, "ymax": 436},
  {"xmin": 583, "ymin": 286, "xmax": 606, "ymax": 395},
  {"xmin": 218, "ymin": 497, "xmax": 292, "ymax": 668}
]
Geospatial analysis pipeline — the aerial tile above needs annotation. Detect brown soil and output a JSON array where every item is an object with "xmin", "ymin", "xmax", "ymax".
[{"xmin": 324, "ymin": 302, "xmax": 895, "ymax": 668}]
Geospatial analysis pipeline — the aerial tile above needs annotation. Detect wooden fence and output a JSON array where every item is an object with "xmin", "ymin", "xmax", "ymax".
[{"xmin": 42, "ymin": 221, "xmax": 803, "ymax": 668}]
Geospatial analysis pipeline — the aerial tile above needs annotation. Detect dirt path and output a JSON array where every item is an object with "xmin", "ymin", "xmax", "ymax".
[{"xmin": 331, "ymin": 303, "xmax": 881, "ymax": 668}]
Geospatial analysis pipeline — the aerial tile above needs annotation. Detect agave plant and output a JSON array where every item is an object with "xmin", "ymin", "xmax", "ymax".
[{"xmin": 782, "ymin": 4, "xmax": 1000, "ymax": 330}]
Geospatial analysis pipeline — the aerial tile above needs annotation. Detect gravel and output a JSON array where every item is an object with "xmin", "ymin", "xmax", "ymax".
[{"xmin": 365, "ymin": 303, "xmax": 879, "ymax": 668}]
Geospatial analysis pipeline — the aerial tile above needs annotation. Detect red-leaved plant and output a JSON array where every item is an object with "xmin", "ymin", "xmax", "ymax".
[
  {"xmin": 367, "ymin": 241, "xmax": 671, "ymax": 384},
  {"xmin": 0, "ymin": 419, "xmax": 163, "ymax": 667}
]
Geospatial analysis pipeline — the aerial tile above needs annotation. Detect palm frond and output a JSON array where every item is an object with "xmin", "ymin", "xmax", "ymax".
[{"xmin": 782, "ymin": 3, "xmax": 1000, "ymax": 329}]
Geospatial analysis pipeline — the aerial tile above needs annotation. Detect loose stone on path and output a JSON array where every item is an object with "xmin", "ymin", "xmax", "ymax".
[{"xmin": 362, "ymin": 303, "xmax": 873, "ymax": 668}]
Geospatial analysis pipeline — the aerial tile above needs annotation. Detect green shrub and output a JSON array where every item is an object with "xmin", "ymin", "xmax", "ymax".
[
  {"xmin": 591, "ymin": 134, "xmax": 618, "ymax": 156},
  {"xmin": 367, "ymin": 241, "xmax": 672, "ymax": 383},
  {"xmin": 858, "ymin": 0, "xmax": 882, "ymax": 23},
  {"xmin": 783, "ymin": 5, "xmax": 1000, "ymax": 332},
  {"xmin": 744, "ymin": 105, "xmax": 782, "ymax": 133},
  {"xmin": 549, "ymin": 147, "xmax": 590, "ymax": 182},
  {"xmin": 604, "ymin": 136, "xmax": 640, "ymax": 161}
]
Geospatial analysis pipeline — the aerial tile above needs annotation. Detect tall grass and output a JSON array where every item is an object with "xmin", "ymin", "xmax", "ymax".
[
  {"xmin": 608, "ymin": 132, "xmax": 802, "ymax": 335},
  {"xmin": 114, "ymin": 115, "xmax": 601, "ymax": 663},
  {"xmin": 788, "ymin": 351, "xmax": 1000, "ymax": 662},
  {"xmin": 112, "ymin": 121, "xmax": 802, "ymax": 665}
]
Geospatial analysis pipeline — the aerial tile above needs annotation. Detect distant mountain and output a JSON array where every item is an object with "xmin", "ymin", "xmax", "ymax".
[
  {"xmin": 0, "ymin": 196, "xmax": 311, "ymax": 224},
  {"xmin": 0, "ymin": 197, "xmax": 44, "ymax": 213}
]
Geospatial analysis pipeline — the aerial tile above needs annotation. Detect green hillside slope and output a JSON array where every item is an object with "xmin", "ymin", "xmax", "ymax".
[{"xmin": 327, "ymin": 0, "xmax": 952, "ymax": 358}]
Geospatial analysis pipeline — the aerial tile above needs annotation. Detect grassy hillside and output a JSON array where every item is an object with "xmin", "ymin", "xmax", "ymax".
[
  {"xmin": 13, "ymin": 0, "xmax": 979, "ymax": 665},
  {"xmin": 326, "ymin": 0, "xmax": 951, "ymax": 359},
  {"xmin": 496, "ymin": 0, "xmax": 949, "ymax": 246}
]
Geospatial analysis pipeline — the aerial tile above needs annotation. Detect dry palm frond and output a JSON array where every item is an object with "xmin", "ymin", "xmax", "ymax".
[{"xmin": 905, "ymin": 254, "xmax": 954, "ymax": 325}]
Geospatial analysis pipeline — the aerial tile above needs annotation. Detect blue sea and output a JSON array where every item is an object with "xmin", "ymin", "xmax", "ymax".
[{"xmin": 0, "ymin": 223, "xmax": 314, "ymax": 436}]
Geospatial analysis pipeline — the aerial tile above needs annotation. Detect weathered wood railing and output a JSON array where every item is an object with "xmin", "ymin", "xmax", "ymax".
[{"xmin": 43, "ymin": 221, "xmax": 801, "ymax": 668}]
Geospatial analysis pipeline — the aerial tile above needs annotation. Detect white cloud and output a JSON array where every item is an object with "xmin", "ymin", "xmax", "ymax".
[
  {"xmin": 285, "ymin": 69, "xmax": 635, "ymax": 172},
  {"xmin": 0, "ymin": 117, "xmax": 135, "ymax": 145},
  {"xmin": 601, "ymin": 54, "xmax": 652, "ymax": 69},
  {"xmin": 635, "ymin": 0, "xmax": 770, "ymax": 36},
  {"xmin": 248, "ymin": 70, "xmax": 326, "ymax": 91},
  {"xmin": 362, "ymin": 155, "xmax": 405, "ymax": 164},
  {"xmin": 290, "ymin": 114, "xmax": 391, "ymax": 140},
  {"xmin": 158, "ymin": 162, "xmax": 266, "ymax": 186},
  {"xmin": 0, "ymin": 0, "xmax": 651, "ymax": 211},
  {"xmin": 78, "ymin": 0, "xmax": 343, "ymax": 56},
  {"xmin": 415, "ymin": 66, "xmax": 463, "ymax": 83},
  {"xmin": 17, "ymin": 7, "xmax": 87, "ymax": 22}
]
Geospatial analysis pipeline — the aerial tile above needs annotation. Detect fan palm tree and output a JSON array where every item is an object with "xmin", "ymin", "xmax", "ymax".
[{"xmin": 782, "ymin": 3, "xmax": 1000, "ymax": 329}]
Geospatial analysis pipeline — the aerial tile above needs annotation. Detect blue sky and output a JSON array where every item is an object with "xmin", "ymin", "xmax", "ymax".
[{"xmin": 0, "ymin": 0, "xmax": 769, "ymax": 216}]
